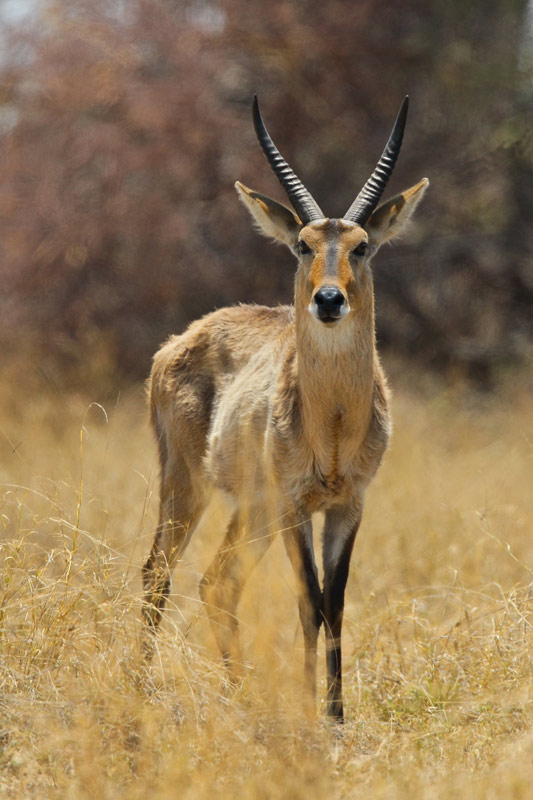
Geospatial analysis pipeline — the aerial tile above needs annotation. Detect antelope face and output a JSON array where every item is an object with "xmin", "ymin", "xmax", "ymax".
[
  {"xmin": 297, "ymin": 219, "xmax": 370, "ymax": 325},
  {"xmin": 236, "ymin": 95, "xmax": 429, "ymax": 325}
]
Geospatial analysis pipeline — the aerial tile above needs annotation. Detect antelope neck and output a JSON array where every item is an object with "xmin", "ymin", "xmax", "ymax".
[{"xmin": 294, "ymin": 304, "xmax": 376, "ymax": 476}]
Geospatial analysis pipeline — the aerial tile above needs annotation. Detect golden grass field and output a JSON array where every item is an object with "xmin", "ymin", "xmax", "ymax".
[{"xmin": 0, "ymin": 367, "xmax": 532, "ymax": 798}]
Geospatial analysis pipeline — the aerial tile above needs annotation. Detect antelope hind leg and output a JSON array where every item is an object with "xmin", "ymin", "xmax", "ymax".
[
  {"xmin": 142, "ymin": 488, "xmax": 205, "ymax": 659},
  {"xmin": 199, "ymin": 506, "xmax": 274, "ymax": 683}
]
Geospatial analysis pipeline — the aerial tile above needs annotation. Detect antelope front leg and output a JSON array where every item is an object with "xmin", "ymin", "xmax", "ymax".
[
  {"xmin": 322, "ymin": 500, "xmax": 363, "ymax": 722},
  {"xmin": 282, "ymin": 520, "xmax": 323, "ymax": 716}
]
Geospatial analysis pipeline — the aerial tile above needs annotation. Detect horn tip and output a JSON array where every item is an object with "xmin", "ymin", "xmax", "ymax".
[{"xmin": 252, "ymin": 94, "xmax": 262, "ymax": 129}]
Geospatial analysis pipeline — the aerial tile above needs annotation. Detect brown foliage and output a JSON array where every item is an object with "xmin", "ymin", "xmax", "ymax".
[{"xmin": 0, "ymin": 0, "xmax": 531, "ymax": 387}]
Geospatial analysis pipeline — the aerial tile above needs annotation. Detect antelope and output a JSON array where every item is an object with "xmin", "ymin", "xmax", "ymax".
[{"xmin": 142, "ymin": 95, "xmax": 428, "ymax": 721}]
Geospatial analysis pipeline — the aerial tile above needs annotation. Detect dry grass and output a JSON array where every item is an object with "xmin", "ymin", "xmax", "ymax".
[{"xmin": 0, "ymin": 371, "xmax": 532, "ymax": 798}]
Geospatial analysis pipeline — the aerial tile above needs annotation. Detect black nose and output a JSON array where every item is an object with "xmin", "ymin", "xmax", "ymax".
[{"xmin": 313, "ymin": 287, "xmax": 345, "ymax": 321}]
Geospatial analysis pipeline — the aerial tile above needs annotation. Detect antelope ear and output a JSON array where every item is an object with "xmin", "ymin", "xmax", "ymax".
[
  {"xmin": 366, "ymin": 177, "xmax": 429, "ymax": 251},
  {"xmin": 235, "ymin": 181, "xmax": 301, "ymax": 248}
]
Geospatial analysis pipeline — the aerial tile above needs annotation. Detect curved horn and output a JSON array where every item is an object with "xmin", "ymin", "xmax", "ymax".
[
  {"xmin": 252, "ymin": 95, "xmax": 324, "ymax": 225},
  {"xmin": 344, "ymin": 96, "xmax": 409, "ymax": 226}
]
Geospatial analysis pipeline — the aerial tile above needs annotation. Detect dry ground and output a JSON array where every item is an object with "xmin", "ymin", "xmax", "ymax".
[{"xmin": 0, "ymin": 369, "xmax": 532, "ymax": 798}]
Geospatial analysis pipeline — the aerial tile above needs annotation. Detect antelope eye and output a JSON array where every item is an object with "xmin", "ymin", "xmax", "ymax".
[
  {"xmin": 352, "ymin": 241, "xmax": 368, "ymax": 257},
  {"xmin": 297, "ymin": 240, "xmax": 311, "ymax": 256}
]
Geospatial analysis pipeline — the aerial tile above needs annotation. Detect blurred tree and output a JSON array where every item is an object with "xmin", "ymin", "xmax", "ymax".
[{"xmin": 0, "ymin": 0, "xmax": 530, "ymax": 388}]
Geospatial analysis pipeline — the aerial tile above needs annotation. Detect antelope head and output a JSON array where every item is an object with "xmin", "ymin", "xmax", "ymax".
[{"xmin": 236, "ymin": 96, "xmax": 428, "ymax": 327}]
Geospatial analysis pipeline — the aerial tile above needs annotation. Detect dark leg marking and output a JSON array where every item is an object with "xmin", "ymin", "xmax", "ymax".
[
  {"xmin": 283, "ymin": 521, "xmax": 323, "ymax": 714},
  {"xmin": 322, "ymin": 504, "xmax": 362, "ymax": 721}
]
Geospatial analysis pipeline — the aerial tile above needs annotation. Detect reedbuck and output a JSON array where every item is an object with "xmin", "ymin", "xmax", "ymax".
[{"xmin": 143, "ymin": 95, "xmax": 428, "ymax": 721}]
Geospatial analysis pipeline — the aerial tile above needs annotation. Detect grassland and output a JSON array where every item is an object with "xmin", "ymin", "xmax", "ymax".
[{"xmin": 0, "ymin": 369, "xmax": 532, "ymax": 798}]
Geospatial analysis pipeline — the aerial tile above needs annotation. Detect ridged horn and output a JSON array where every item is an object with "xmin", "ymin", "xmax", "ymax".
[
  {"xmin": 344, "ymin": 96, "xmax": 409, "ymax": 226},
  {"xmin": 252, "ymin": 95, "xmax": 324, "ymax": 225}
]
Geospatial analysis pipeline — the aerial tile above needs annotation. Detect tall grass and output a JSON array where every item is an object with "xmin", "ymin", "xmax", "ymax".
[{"xmin": 0, "ymin": 373, "xmax": 531, "ymax": 798}]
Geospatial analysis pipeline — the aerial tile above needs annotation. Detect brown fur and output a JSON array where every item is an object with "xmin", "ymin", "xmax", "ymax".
[{"xmin": 143, "ymin": 172, "xmax": 428, "ymax": 720}]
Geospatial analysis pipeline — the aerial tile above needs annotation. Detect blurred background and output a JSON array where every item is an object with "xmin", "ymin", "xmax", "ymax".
[{"xmin": 0, "ymin": 0, "xmax": 531, "ymax": 392}]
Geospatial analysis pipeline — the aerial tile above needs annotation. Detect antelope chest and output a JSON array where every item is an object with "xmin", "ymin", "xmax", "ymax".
[
  {"xmin": 299, "ymin": 469, "xmax": 355, "ymax": 513},
  {"xmin": 272, "ymin": 430, "xmax": 366, "ymax": 514}
]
